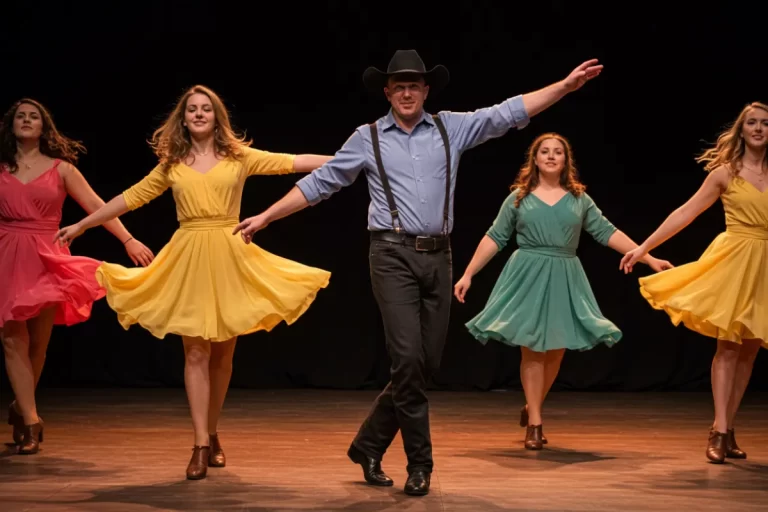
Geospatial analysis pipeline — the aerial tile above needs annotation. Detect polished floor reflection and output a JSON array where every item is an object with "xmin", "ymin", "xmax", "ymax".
[{"xmin": 1, "ymin": 389, "xmax": 767, "ymax": 511}]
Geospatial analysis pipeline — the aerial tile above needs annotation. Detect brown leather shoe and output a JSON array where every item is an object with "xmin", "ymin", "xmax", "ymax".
[
  {"xmin": 18, "ymin": 422, "xmax": 44, "ymax": 455},
  {"xmin": 8, "ymin": 402, "xmax": 43, "ymax": 447},
  {"xmin": 7, "ymin": 401, "xmax": 24, "ymax": 445},
  {"xmin": 725, "ymin": 428, "xmax": 747, "ymax": 459},
  {"xmin": 706, "ymin": 430, "xmax": 727, "ymax": 463},
  {"xmin": 525, "ymin": 424, "xmax": 544, "ymax": 450},
  {"xmin": 520, "ymin": 405, "xmax": 547, "ymax": 444},
  {"xmin": 186, "ymin": 446, "xmax": 210, "ymax": 480},
  {"xmin": 208, "ymin": 433, "xmax": 226, "ymax": 467}
]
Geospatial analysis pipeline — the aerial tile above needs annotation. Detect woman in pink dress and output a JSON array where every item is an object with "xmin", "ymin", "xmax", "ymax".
[{"xmin": 0, "ymin": 98, "xmax": 154, "ymax": 454}]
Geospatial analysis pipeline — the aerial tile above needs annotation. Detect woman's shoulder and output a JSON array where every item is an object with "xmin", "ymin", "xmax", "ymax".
[
  {"xmin": 501, "ymin": 187, "xmax": 523, "ymax": 207},
  {"xmin": 507, "ymin": 187, "xmax": 524, "ymax": 201}
]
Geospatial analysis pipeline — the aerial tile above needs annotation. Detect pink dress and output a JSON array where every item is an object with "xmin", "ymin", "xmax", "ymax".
[{"xmin": 0, "ymin": 160, "xmax": 105, "ymax": 327}]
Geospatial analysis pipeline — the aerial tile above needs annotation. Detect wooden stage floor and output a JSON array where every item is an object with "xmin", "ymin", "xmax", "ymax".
[{"xmin": 0, "ymin": 389, "xmax": 766, "ymax": 511}]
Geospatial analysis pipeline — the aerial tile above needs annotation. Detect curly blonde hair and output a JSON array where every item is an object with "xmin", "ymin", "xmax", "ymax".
[
  {"xmin": 695, "ymin": 102, "xmax": 768, "ymax": 175},
  {"xmin": 511, "ymin": 132, "xmax": 585, "ymax": 208},
  {"xmin": 149, "ymin": 85, "xmax": 251, "ymax": 168}
]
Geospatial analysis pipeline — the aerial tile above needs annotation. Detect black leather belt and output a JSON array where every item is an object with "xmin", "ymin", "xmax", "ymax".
[{"xmin": 370, "ymin": 230, "xmax": 450, "ymax": 252}]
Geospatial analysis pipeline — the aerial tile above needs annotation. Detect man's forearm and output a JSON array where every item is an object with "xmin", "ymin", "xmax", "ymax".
[
  {"xmin": 521, "ymin": 80, "xmax": 569, "ymax": 118},
  {"xmin": 263, "ymin": 186, "xmax": 311, "ymax": 223}
]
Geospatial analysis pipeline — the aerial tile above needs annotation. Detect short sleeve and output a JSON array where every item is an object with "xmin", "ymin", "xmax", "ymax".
[
  {"xmin": 241, "ymin": 146, "xmax": 296, "ymax": 176},
  {"xmin": 486, "ymin": 190, "xmax": 520, "ymax": 250},
  {"xmin": 581, "ymin": 192, "xmax": 617, "ymax": 246},
  {"xmin": 122, "ymin": 164, "xmax": 171, "ymax": 210}
]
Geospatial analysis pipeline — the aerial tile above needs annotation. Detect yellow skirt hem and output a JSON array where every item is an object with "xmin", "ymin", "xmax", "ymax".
[
  {"xmin": 96, "ymin": 271, "xmax": 330, "ymax": 342},
  {"xmin": 639, "ymin": 285, "xmax": 766, "ymax": 348}
]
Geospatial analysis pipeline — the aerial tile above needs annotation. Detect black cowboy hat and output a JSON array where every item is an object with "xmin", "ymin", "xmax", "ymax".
[{"xmin": 362, "ymin": 49, "xmax": 450, "ymax": 95}]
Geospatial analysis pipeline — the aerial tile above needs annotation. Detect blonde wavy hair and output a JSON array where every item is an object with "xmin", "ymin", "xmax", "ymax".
[
  {"xmin": 511, "ymin": 132, "xmax": 586, "ymax": 208},
  {"xmin": 149, "ymin": 85, "xmax": 251, "ymax": 168},
  {"xmin": 695, "ymin": 102, "xmax": 768, "ymax": 175}
]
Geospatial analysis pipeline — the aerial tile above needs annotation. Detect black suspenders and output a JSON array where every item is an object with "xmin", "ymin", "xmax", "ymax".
[{"xmin": 368, "ymin": 115, "xmax": 451, "ymax": 236}]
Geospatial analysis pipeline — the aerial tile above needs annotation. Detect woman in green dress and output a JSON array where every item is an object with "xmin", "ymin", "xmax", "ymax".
[{"xmin": 453, "ymin": 133, "xmax": 673, "ymax": 449}]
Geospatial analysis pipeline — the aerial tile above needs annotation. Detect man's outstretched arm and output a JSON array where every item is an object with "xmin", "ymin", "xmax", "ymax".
[
  {"xmin": 233, "ymin": 129, "xmax": 368, "ymax": 243},
  {"xmin": 233, "ymin": 186, "xmax": 310, "ymax": 242},
  {"xmin": 522, "ymin": 59, "xmax": 603, "ymax": 117},
  {"xmin": 264, "ymin": 186, "xmax": 310, "ymax": 224},
  {"xmin": 447, "ymin": 59, "xmax": 603, "ymax": 152}
]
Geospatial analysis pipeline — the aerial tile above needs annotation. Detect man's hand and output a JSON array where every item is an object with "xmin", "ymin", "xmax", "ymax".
[
  {"xmin": 232, "ymin": 214, "xmax": 269, "ymax": 244},
  {"xmin": 562, "ymin": 59, "xmax": 603, "ymax": 92}
]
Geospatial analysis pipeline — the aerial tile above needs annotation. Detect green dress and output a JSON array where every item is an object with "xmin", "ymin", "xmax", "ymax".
[{"xmin": 465, "ymin": 188, "xmax": 622, "ymax": 352}]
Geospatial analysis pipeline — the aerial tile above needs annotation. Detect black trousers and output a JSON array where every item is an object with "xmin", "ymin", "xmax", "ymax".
[{"xmin": 351, "ymin": 237, "xmax": 452, "ymax": 473}]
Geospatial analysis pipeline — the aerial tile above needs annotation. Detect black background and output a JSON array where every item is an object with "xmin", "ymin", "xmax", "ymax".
[{"xmin": 2, "ymin": 1, "xmax": 766, "ymax": 394}]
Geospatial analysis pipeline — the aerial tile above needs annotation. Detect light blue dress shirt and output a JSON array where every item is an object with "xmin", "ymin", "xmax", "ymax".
[{"xmin": 296, "ymin": 95, "xmax": 530, "ymax": 236}]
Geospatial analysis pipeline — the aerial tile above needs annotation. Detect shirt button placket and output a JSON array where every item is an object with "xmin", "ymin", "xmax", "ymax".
[{"xmin": 411, "ymin": 144, "xmax": 428, "ymax": 230}]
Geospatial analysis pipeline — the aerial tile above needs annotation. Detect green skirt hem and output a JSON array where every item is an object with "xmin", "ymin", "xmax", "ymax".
[{"xmin": 467, "ymin": 324, "xmax": 622, "ymax": 353}]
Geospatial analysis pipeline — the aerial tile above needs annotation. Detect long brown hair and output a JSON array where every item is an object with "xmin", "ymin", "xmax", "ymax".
[
  {"xmin": 149, "ymin": 85, "xmax": 252, "ymax": 167},
  {"xmin": 510, "ymin": 132, "xmax": 585, "ymax": 208},
  {"xmin": 695, "ymin": 102, "xmax": 768, "ymax": 175},
  {"xmin": 0, "ymin": 98, "xmax": 86, "ymax": 174}
]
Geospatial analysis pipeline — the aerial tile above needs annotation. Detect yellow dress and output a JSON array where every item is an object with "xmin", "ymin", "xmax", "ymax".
[
  {"xmin": 95, "ymin": 147, "xmax": 331, "ymax": 342},
  {"xmin": 638, "ymin": 176, "xmax": 767, "ymax": 347}
]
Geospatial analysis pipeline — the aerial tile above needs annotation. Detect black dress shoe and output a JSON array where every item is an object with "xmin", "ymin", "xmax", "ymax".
[
  {"xmin": 404, "ymin": 470, "xmax": 430, "ymax": 496},
  {"xmin": 347, "ymin": 444, "xmax": 393, "ymax": 486}
]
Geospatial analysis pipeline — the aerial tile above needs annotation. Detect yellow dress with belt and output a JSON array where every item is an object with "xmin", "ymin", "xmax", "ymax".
[
  {"xmin": 95, "ymin": 147, "xmax": 331, "ymax": 341},
  {"xmin": 638, "ymin": 176, "xmax": 767, "ymax": 347}
]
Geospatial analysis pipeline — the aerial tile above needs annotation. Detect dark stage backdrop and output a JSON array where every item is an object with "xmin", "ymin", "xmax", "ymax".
[{"xmin": 1, "ymin": 2, "xmax": 766, "ymax": 393}]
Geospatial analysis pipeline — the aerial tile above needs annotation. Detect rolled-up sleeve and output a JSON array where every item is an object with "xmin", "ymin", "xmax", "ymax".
[
  {"xmin": 295, "ymin": 129, "xmax": 367, "ymax": 205},
  {"xmin": 440, "ymin": 95, "xmax": 530, "ymax": 152}
]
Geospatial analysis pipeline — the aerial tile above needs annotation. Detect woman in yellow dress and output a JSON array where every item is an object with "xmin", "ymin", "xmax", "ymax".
[
  {"xmin": 620, "ymin": 102, "xmax": 767, "ymax": 464},
  {"xmin": 53, "ymin": 85, "xmax": 333, "ymax": 479}
]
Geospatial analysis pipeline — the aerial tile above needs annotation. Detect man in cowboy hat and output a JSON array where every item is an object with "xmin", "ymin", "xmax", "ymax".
[{"xmin": 233, "ymin": 49, "xmax": 602, "ymax": 496}]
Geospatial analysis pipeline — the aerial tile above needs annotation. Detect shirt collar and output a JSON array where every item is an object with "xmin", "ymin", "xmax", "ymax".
[{"xmin": 381, "ymin": 108, "xmax": 435, "ymax": 132}]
